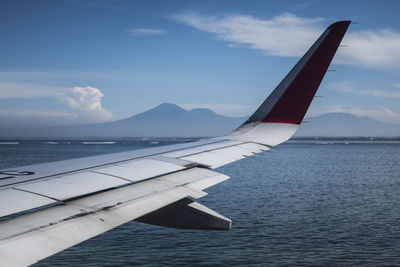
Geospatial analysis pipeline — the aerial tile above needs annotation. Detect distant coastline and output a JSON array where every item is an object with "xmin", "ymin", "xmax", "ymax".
[
  {"xmin": 291, "ymin": 136, "xmax": 400, "ymax": 141},
  {"xmin": 1, "ymin": 104, "xmax": 399, "ymax": 139},
  {"xmin": 1, "ymin": 136, "xmax": 400, "ymax": 142}
]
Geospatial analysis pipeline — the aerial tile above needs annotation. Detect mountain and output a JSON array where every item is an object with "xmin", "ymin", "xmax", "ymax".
[
  {"xmin": 98, "ymin": 103, "xmax": 246, "ymax": 137},
  {"xmin": 0, "ymin": 103, "xmax": 246, "ymax": 138},
  {"xmin": 2, "ymin": 106, "xmax": 399, "ymax": 138},
  {"xmin": 295, "ymin": 113, "xmax": 400, "ymax": 137}
]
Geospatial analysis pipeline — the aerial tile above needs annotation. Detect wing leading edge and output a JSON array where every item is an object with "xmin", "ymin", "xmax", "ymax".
[{"xmin": 0, "ymin": 21, "xmax": 350, "ymax": 266}]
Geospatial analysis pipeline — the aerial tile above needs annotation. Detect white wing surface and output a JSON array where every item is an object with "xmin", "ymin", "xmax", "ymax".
[{"xmin": 0, "ymin": 21, "xmax": 350, "ymax": 266}]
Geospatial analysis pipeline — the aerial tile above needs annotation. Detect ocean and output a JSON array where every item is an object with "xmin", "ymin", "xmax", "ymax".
[{"xmin": 1, "ymin": 140, "xmax": 400, "ymax": 266}]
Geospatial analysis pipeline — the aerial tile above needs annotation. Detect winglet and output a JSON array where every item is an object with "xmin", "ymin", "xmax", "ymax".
[
  {"xmin": 245, "ymin": 20, "xmax": 350, "ymax": 125},
  {"xmin": 229, "ymin": 21, "xmax": 351, "ymax": 146}
]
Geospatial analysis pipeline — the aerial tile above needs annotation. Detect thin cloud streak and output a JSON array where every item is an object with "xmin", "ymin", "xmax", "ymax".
[
  {"xmin": 392, "ymin": 83, "xmax": 400, "ymax": 88},
  {"xmin": 327, "ymin": 81, "xmax": 400, "ymax": 98},
  {"xmin": 173, "ymin": 12, "xmax": 400, "ymax": 69},
  {"xmin": 0, "ymin": 82, "xmax": 69, "ymax": 99},
  {"xmin": 0, "ymin": 110, "xmax": 77, "ymax": 128},
  {"xmin": 359, "ymin": 89, "xmax": 400, "ymax": 98},
  {"xmin": 308, "ymin": 105, "xmax": 400, "ymax": 125},
  {"xmin": 126, "ymin": 28, "xmax": 168, "ymax": 36}
]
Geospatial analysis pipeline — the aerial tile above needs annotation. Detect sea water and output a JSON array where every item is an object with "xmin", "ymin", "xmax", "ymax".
[{"xmin": 1, "ymin": 140, "xmax": 399, "ymax": 266}]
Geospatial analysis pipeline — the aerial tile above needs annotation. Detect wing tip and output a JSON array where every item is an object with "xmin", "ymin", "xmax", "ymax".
[{"xmin": 328, "ymin": 20, "xmax": 351, "ymax": 30}]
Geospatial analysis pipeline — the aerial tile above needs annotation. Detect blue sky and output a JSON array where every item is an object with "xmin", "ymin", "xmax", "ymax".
[{"xmin": 1, "ymin": 0, "xmax": 400, "ymax": 127}]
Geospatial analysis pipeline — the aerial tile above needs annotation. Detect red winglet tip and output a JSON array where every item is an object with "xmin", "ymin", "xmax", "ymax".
[{"xmin": 328, "ymin": 20, "xmax": 351, "ymax": 30}]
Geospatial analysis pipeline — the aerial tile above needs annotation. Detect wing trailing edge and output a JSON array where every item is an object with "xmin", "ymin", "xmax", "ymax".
[
  {"xmin": 229, "ymin": 21, "xmax": 351, "ymax": 146},
  {"xmin": 136, "ymin": 197, "xmax": 231, "ymax": 230}
]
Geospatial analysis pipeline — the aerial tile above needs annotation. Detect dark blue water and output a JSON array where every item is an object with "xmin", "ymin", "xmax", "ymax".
[{"xmin": 1, "ymin": 140, "xmax": 400, "ymax": 266}]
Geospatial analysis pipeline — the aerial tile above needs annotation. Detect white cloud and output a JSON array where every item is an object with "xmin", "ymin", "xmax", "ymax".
[
  {"xmin": 338, "ymin": 29, "xmax": 400, "ymax": 68},
  {"xmin": 358, "ymin": 89, "xmax": 400, "ymax": 98},
  {"xmin": 0, "ymin": 81, "xmax": 114, "ymax": 125},
  {"xmin": 0, "ymin": 82, "xmax": 68, "ymax": 99},
  {"xmin": 308, "ymin": 105, "xmax": 400, "ymax": 124},
  {"xmin": 59, "ymin": 86, "xmax": 113, "ymax": 123},
  {"xmin": 327, "ymin": 81, "xmax": 400, "ymax": 98},
  {"xmin": 392, "ymin": 83, "xmax": 400, "ymax": 88},
  {"xmin": 126, "ymin": 28, "xmax": 168, "ymax": 36},
  {"xmin": 173, "ymin": 12, "xmax": 400, "ymax": 69},
  {"xmin": 227, "ymin": 43, "xmax": 241, "ymax": 48},
  {"xmin": 179, "ymin": 103, "xmax": 253, "ymax": 117},
  {"xmin": 333, "ymin": 106, "xmax": 400, "ymax": 124},
  {"xmin": 173, "ymin": 12, "xmax": 322, "ymax": 57}
]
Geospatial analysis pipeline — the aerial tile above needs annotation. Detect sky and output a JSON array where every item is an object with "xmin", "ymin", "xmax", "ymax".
[{"xmin": 1, "ymin": 0, "xmax": 400, "ymax": 127}]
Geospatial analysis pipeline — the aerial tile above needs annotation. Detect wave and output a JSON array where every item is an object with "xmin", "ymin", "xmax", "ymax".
[
  {"xmin": 82, "ymin": 141, "xmax": 115, "ymax": 145},
  {"xmin": 0, "ymin": 142, "xmax": 19, "ymax": 145}
]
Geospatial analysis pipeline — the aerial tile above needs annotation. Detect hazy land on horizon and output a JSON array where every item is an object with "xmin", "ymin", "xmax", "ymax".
[{"xmin": 1, "ymin": 103, "xmax": 399, "ymax": 139}]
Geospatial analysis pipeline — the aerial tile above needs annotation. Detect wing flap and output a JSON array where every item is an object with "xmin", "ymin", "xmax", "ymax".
[
  {"xmin": 91, "ymin": 158, "xmax": 185, "ymax": 182},
  {"xmin": 162, "ymin": 139, "xmax": 243, "ymax": 158},
  {"xmin": 0, "ymin": 167, "xmax": 229, "ymax": 267},
  {"xmin": 0, "ymin": 187, "xmax": 192, "ymax": 267},
  {"xmin": 0, "ymin": 157, "xmax": 193, "ymax": 219},
  {"xmin": 135, "ymin": 197, "xmax": 231, "ymax": 230},
  {"xmin": 0, "ymin": 138, "xmax": 225, "ymax": 189},
  {"xmin": 0, "ymin": 189, "xmax": 56, "ymax": 218},
  {"xmin": 15, "ymin": 172, "xmax": 128, "ymax": 201}
]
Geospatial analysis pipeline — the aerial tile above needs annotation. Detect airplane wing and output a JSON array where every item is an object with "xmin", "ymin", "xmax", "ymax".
[{"xmin": 0, "ymin": 21, "xmax": 350, "ymax": 267}]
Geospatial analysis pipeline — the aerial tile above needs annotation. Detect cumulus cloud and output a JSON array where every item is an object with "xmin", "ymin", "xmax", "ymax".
[
  {"xmin": 327, "ymin": 81, "xmax": 400, "ymax": 98},
  {"xmin": 60, "ymin": 86, "xmax": 113, "ymax": 123},
  {"xmin": 126, "ymin": 28, "xmax": 168, "ymax": 36},
  {"xmin": 0, "ymin": 81, "xmax": 113, "ymax": 125},
  {"xmin": 173, "ymin": 12, "xmax": 400, "ymax": 69}
]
